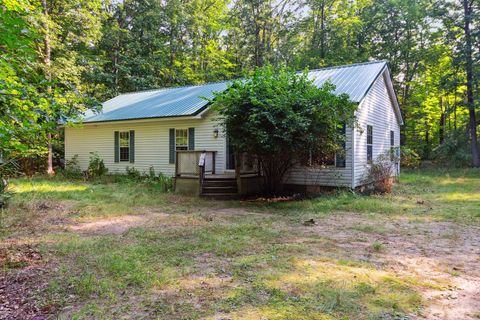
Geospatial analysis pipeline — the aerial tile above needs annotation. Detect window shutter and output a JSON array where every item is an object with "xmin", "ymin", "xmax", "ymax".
[
  {"xmin": 114, "ymin": 131, "xmax": 119, "ymax": 163},
  {"xmin": 129, "ymin": 130, "xmax": 135, "ymax": 163},
  {"xmin": 188, "ymin": 127, "xmax": 195, "ymax": 150},
  {"xmin": 169, "ymin": 128, "xmax": 175, "ymax": 164},
  {"xmin": 335, "ymin": 124, "xmax": 346, "ymax": 168}
]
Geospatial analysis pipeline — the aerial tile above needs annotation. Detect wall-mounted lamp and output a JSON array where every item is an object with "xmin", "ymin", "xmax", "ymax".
[{"xmin": 213, "ymin": 129, "xmax": 219, "ymax": 138}]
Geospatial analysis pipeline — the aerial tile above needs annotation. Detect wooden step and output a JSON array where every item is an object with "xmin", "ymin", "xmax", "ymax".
[
  {"xmin": 202, "ymin": 181, "xmax": 237, "ymax": 188},
  {"xmin": 202, "ymin": 186, "xmax": 238, "ymax": 194},
  {"xmin": 200, "ymin": 192, "xmax": 239, "ymax": 200}
]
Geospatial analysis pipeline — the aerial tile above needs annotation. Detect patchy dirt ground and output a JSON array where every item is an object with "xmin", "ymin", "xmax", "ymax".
[
  {"xmin": 299, "ymin": 214, "xmax": 480, "ymax": 320},
  {"xmin": 1, "ymin": 200, "xmax": 480, "ymax": 319}
]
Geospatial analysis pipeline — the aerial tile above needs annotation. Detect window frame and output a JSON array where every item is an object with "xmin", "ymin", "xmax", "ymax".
[
  {"xmin": 366, "ymin": 125, "xmax": 373, "ymax": 163},
  {"xmin": 119, "ymin": 131, "xmax": 130, "ymax": 162},
  {"xmin": 175, "ymin": 128, "xmax": 189, "ymax": 151}
]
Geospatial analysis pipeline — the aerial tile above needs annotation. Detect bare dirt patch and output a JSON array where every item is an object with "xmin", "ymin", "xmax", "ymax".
[
  {"xmin": 298, "ymin": 214, "xmax": 480, "ymax": 320},
  {"xmin": 69, "ymin": 214, "xmax": 149, "ymax": 235}
]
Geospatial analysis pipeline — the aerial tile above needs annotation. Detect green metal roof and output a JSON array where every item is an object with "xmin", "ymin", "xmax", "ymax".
[{"xmin": 82, "ymin": 61, "xmax": 394, "ymax": 123}]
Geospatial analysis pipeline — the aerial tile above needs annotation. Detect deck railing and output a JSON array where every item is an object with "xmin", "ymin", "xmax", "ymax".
[{"xmin": 175, "ymin": 150, "xmax": 216, "ymax": 177}]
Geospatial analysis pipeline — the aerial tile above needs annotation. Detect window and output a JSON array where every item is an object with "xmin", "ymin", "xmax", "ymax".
[
  {"xmin": 175, "ymin": 129, "xmax": 188, "ymax": 151},
  {"xmin": 367, "ymin": 125, "xmax": 373, "ymax": 163},
  {"xmin": 390, "ymin": 130, "xmax": 395, "ymax": 147},
  {"xmin": 119, "ymin": 131, "xmax": 130, "ymax": 161}
]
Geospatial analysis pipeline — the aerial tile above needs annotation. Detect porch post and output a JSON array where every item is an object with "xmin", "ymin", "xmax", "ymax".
[{"xmin": 235, "ymin": 152, "xmax": 242, "ymax": 194}]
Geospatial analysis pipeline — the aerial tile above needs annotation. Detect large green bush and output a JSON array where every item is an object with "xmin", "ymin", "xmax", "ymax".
[{"xmin": 212, "ymin": 66, "xmax": 357, "ymax": 195}]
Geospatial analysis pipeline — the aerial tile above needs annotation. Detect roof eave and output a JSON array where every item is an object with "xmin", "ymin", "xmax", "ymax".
[{"xmin": 64, "ymin": 112, "xmax": 206, "ymax": 126}]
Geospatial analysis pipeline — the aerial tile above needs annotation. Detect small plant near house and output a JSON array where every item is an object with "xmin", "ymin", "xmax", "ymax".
[
  {"xmin": 87, "ymin": 152, "xmax": 108, "ymax": 179},
  {"xmin": 60, "ymin": 155, "xmax": 84, "ymax": 179},
  {"xmin": 157, "ymin": 172, "xmax": 174, "ymax": 192},
  {"xmin": 363, "ymin": 153, "xmax": 397, "ymax": 194},
  {"xmin": 145, "ymin": 166, "xmax": 157, "ymax": 182},
  {"xmin": 144, "ymin": 166, "xmax": 174, "ymax": 191},
  {"xmin": 125, "ymin": 166, "xmax": 174, "ymax": 191},
  {"xmin": 125, "ymin": 166, "xmax": 142, "ymax": 181}
]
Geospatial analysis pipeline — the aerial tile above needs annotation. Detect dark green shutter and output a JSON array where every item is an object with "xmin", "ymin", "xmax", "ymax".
[
  {"xmin": 169, "ymin": 128, "xmax": 175, "ymax": 164},
  {"xmin": 335, "ymin": 124, "xmax": 346, "ymax": 168},
  {"xmin": 188, "ymin": 127, "xmax": 195, "ymax": 150},
  {"xmin": 114, "ymin": 131, "xmax": 119, "ymax": 163},
  {"xmin": 129, "ymin": 130, "xmax": 135, "ymax": 163}
]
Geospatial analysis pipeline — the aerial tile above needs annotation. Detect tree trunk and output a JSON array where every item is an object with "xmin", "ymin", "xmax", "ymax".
[
  {"xmin": 47, "ymin": 133, "xmax": 54, "ymax": 176},
  {"xmin": 439, "ymin": 96, "xmax": 445, "ymax": 144},
  {"xmin": 454, "ymin": 87, "xmax": 457, "ymax": 131},
  {"xmin": 319, "ymin": 1, "xmax": 326, "ymax": 59},
  {"xmin": 425, "ymin": 120, "xmax": 430, "ymax": 159},
  {"xmin": 41, "ymin": 0, "xmax": 55, "ymax": 176},
  {"xmin": 463, "ymin": 0, "xmax": 480, "ymax": 167}
]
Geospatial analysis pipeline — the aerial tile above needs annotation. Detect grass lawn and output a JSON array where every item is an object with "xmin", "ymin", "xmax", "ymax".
[{"xmin": 1, "ymin": 168, "xmax": 479, "ymax": 319}]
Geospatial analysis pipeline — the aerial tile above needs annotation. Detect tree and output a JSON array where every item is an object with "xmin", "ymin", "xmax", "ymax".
[
  {"xmin": 212, "ymin": 66, "xmax": 357, "ymax": 195},
  {"xmin": 35, "ymin": 0, "xmax": 103, "ymax": 174},
  {"xmin": 0, "ymin": 0, "xmax": 46, "ymax": 156},
  {"xmin": 461, "ymin": 0, "xmax": 479, "ymax": 167},
  {"xmin": 434, "ymin": 0, "xmax": 480, "ymax": 166}
]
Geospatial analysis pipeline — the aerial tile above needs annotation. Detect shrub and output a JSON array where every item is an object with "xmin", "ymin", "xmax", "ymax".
[
  {"xmin": 0, "ymin": 177, "xmax": 9, "ymax": 208},
  {"xmin": 363, "ymin": 154, "xmax": 396, "ymax": 194},
  {"xmin": 144, "ymin": 166, "xmax": 157, "ymax": 183},
  {"xmin": 432, "ymin": 130, "xmax": 473, "ymax": 167},
  {"xmin": 142, "ymin": 166, "xmax": 174, "ymax": 191},
  {"xmin": 87, "ymin": 152, "xmax": 108, "ymax": 179},
  {"xmin": 156, "ymin": 172, "xmax": 174, "ymax": 192},
  {"xmin": 61, "ymin": 155, "xmax": 84, "ymax": 179},
  {"xmin": 400, "ymin": 147, "xmax": 420, "ymax": 169},
  {"xmin": 212, "ymin": 66, "xmax": 357, "ymax": 195},
  {"xmin": 0, "ymin": 158, "xmax": 19, "ymax": 208},
  {"xmin": 122, "ymin": 166, "xmax": 175, "ymax": 191},
  {"xmin": 125, "ymin": 166, "xmax": 142, "ymax": 181}
]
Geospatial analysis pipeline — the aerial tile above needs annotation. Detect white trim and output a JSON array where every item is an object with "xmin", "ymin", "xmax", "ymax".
[
  {"xmin": 62, "ymin": 115, "xmax": 205, "ymax": 128},
  {"xmin": 382, "ymin": 69, "xmax": 404, "ymax": 126}
]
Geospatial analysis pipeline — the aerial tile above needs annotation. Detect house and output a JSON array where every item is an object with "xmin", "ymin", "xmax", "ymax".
[{"xmin": 65, "ymin": 61, "xmax": 403, "ymax": 195}]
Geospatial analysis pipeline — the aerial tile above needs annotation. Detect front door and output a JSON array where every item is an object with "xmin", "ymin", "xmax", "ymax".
[{"xmin": 226, "ymin": 136, "xmax": 235, "ymax": 170}]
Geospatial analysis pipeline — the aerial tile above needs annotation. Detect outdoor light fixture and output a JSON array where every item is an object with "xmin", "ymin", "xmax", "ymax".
[{"xmin": 213, "ymin": 129, "xmax": 219, "ymax": 138}]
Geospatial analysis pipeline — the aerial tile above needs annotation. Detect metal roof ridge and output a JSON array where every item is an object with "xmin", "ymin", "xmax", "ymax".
[
  {"xmin": 307, "ymin": 60, "xmax": 387, "ymax": 73},
  {"xmin": 115, "ymin": 61, "xmax": 386, "ymax": 97},
  {"xmin": 117, "ymin": 79, "xmax": 231, "ymax": 96}
]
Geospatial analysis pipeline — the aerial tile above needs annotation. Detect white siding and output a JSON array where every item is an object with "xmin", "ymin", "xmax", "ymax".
[
  {"xmin": 353, "ymin": 71, "xmax": 401, "ymax": 187},
  {"xmin": 65, "ymin": 113, "xmax": 226, "ymax": 175},
  {"xmin": 284, "ymin": 128, "xmax": 354, "ymax": 187}
]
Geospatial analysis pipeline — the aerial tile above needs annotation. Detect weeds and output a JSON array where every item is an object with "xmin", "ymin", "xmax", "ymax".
[
  {"xmin": 372, "ymin": 242, "xmax": 384, "ymax": 252},
  {"xmin": 1, "ymin": 168, "xmax": 479, "ymax": 319},
  {"xmin": 60, "ymin": 155, "xmax": 83, "ymax": 180},
  {"xmin": 87, "ymin": 152, "xmax": 108, "ymax": 179}
]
